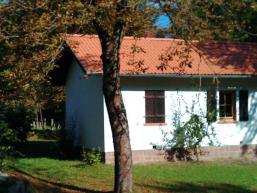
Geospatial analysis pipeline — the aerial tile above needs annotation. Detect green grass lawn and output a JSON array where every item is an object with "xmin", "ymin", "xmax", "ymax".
[
  {"xmin": 10, "ymin": 139, "xmax": 257, "ymax": 193},
  {"xmin": 13, "ymin": 158, "xmax": 257, "ymax": 193}
]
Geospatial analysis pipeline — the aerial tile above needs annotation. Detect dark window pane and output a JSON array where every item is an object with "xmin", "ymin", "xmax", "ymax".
[
  {"xmin": 232, "ymin": 91, "xmax": 237, "ymax": 121},
  {"xmin": 226, "ymin": 105, "xmax": 232, "ymax": 117},
  {"xmin": 145, "ymin": 90, "xmax": 165, "ymax": 123},
  {"xmin": 219, "ymin": 106, "xmax": 225, "ymax": 118},
  {"xmin": 145, "ymin": 98, "xmax": 154, "ymax": 117},
  {"xmin": 239, "ymin": 90, "xmax": 248, "ymax": 121},
  {"xmin": 225, "ymin": 93, "xmax": 232, "ymax": 105}
]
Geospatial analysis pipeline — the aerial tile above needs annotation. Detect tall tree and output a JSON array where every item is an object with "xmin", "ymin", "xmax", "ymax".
[
  {"xmin": 82, "ymin": 1, "xmax": 153, "ymax": 192},
  {"xmin": 93, "ymin": 3, "xmax": 133, "ymax": 191},
  {"xmin": 1, "ymin": 1, "xmax": 153, "ymax": 192}
]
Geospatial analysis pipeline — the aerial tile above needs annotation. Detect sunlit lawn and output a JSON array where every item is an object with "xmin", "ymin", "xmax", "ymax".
[
  {"xmin": 13, "ymin": 157, "xmax": 257, "ymax": 193},
  {"xmin": 10, "ymin": 139, "xmax": 257, "ymax": 193}
]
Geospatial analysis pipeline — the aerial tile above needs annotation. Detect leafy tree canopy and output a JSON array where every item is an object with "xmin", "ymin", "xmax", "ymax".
[
  {"xmin": 0, "ymin": 1, "xmax": 154, "ymax": 108},
  {"xmin": 155, "ymin": 0, "xmax": 257, "ymax": 42}
]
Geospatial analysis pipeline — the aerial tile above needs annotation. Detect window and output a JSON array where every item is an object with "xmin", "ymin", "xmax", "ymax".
[
  {"xmin": 239, "ymin": 90, "xmax": 248, "ymax": 121},
  {"xmin": 207, "ymin": 90, "xmax": 249, "ymax": 123},
  {"xmin": 145, "ymin": 90, "xmax": 165, "ymax": 124},
  {"xmin": 219, "ymin": 91, "xmax": 236, "ymax": 121}
]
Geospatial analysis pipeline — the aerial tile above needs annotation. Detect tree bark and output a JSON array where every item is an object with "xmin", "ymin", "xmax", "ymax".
[
  {"xmin": 93, "ymin": 25, "xmax": 132, "ymax": 193},
  {"xmin": 101, "ymin": 39, "xmax": 133, "ymax": 193},
  {"xmin": 98, "ymin": 36, "xmax": 133, "ymax": 193},
  {"xmin": 92, "ymin": 1, "xmax": 133, "ymax": 192}
]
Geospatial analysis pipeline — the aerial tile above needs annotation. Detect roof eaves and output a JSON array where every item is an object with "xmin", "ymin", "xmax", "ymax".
[
  {"xmin": 85, "ymin": 72, "xmax": 256, "ymax": 78},
  {"xmin": 119, "ymin": 73, "xmax": 256, "ymax": 78}
]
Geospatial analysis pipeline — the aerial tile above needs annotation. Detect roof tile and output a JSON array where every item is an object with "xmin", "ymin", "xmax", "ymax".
[{"xmin": 66, "ymin": 34, "xmax": 257, "ymax": 76}]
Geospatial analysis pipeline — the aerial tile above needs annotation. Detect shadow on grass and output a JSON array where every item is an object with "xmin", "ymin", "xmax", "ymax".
[
  {"xmin": 16, "ymin": 140, "xmax": 61, "ymax": 159},
  {"xmin": 137, "ymin": 182, "xmax": 257, "ymax": 193},
  {"xmin": 13, "ymin": 168, "xmax": 257, "ymax": 193},
  {"xmin": 14, "ymin": 168, "xmax": 113, "ymax": 193}
]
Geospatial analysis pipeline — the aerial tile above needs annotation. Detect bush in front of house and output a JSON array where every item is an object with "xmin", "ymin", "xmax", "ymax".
[
  {"xmin": 162, "ymin": 114, "xmax": 216, "ymax": 161},
  {"xmin": 81, "ymin": 148, "xmax": 102, "ymax": 166}
]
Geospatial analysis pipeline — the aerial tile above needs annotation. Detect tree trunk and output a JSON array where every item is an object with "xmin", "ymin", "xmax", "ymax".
[
  {"xmin": 92, "ymin": 1, "xmax": 132, "ymax": 192},
  {"xmin": 100, "ymin": 37, "xmax": 133, "ymax": 193}
]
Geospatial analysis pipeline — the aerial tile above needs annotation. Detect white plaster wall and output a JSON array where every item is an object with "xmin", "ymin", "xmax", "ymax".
[
  {"xmin": 66, "ymin": 61, "xmax": 105, "ymax": 150},
  {"xmin": 104, "ymin": 90, "xmax": 207, "ymax": 152},
  {"xmin": 104, "ymin": 76, "xmax": 257, "ymax": 152}
]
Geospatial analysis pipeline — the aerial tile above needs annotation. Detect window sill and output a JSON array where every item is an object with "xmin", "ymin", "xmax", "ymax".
[
  {"xmin": 218, "ymin": 119, "xmax": 237, "ymax": 124},
  {"xmin": 144, "ymin": 123, "xmax": 167, "ymax": 126}
]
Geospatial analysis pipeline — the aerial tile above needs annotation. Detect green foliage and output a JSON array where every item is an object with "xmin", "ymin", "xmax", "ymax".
[
  {"xmin": 0, "ymin": 150, "xmax": 14, "ymax": 172},
  {"xmin": 0, "ymin": 102, "xmax": 33, "ymax": 171},
  {"xmin": 0, "ymin": 102, "xmax": 33, "ymax": 143},
  {"xmin": 81, "ymin": 148, "xmax": 102, "ymax": 166},
  {"xmin": 163, "ymin": 114, "xmax": 216, "ymax": 161},
  {"xmin": 156, "ymin": 0, "xmax": 257, "ymax": 42},
  {"xmin": 0, "ymin": 1, "xmax": 80, "ymax": 112},
  {"xmin": 0, "ymin": 0, "xmax": 154, "ymax": 108},
  {"xmin": 0, "ymin": 119, "xmax": 16, "ymax": 145},
  {"xmin": 174, "ymin": 115, "xmax": 211, "ymax": 148},
  {"xmin": 0, "ymin": 109, "xmax": 15, "ymax": 171}
]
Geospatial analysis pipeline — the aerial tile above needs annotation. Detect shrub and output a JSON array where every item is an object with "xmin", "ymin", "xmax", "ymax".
[
  {"xmin": 0, "ymin": 119, "xmax": 17, "ymax": 145},
  {"xmin": 162, "ymin": 114, "xmax": 216, "ymax": 161},
  {"xmin": 0, "ymin": 102, "xmax": 33, "ymax": 143},
  {"xmin": 0, "ymin": 102, "xmax": 33, "ymax": 171},
  {"xmin": 81, "ymin": 148, "xmax": 102, "ymax": 166},
  {"xmin": 0, "ymin": 146, "xmax": 15, "ymax": 172}
]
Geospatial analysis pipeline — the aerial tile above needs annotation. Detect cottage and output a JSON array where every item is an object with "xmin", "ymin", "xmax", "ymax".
[{"xmin": 59, "ymin": 34, "xmax": 257, "ymax": 163}]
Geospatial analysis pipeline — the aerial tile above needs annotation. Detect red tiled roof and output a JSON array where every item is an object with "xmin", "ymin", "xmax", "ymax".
[{"xmin": 66, "ymin": 34, "xmax": 257, "ymax": 76}]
